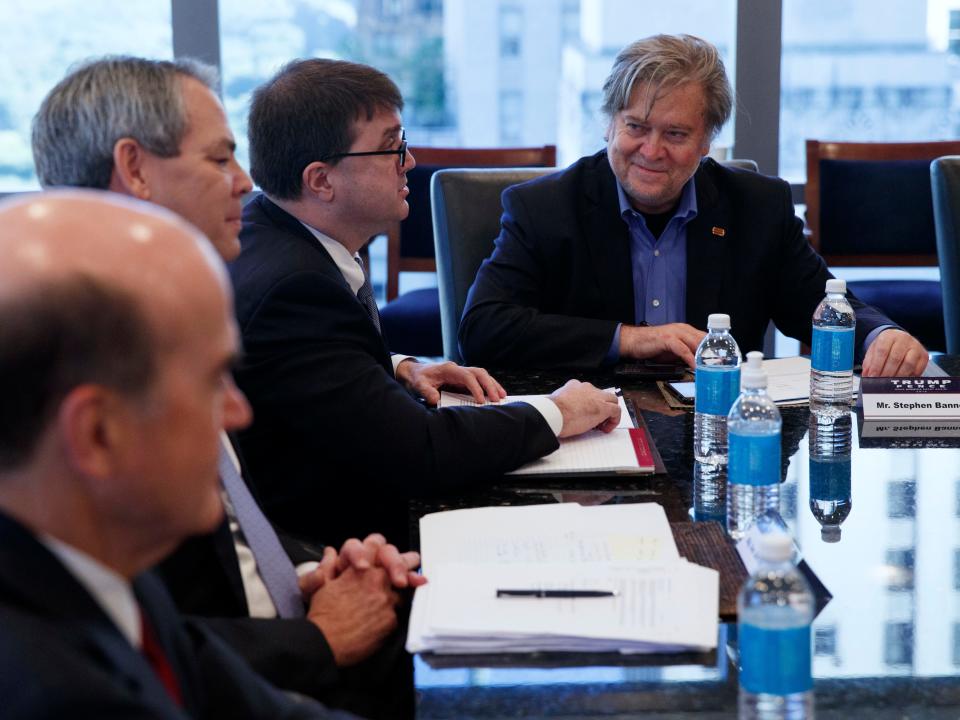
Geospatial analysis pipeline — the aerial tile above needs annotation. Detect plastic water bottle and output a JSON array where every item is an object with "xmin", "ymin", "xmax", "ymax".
[
  {"xmin": 808, "ymin": 411, "xmax": 852, "ymax": 543},
  {"xmin": 727, "ymin": 351, "xmax": 782, "ymax": 540},
  {"xmin": 693, "ymin": 461, "xmax": 727, "ymax": 524},
  {"xmin": 738, "ymin": 532, "xmax": 814, "ymax": 719},
  {"xmin": 694, "ymin": 313, "xmax": 742, "ymax": 464},
  {"xmin": 810, "ymin": 279, "xmax": 855, "ymax": 415}
]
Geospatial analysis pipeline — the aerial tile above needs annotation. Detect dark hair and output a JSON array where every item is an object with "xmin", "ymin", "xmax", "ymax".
[
  {"xmin": 32, "ymin": 55, "xmax": 219, "ymax": 189},
  {"xmin": 248, "ymin": 58, "xmax": 403, "ymax": 200},
  {"xmin": 0, "ymin": 275, "xmax": 156, "ymax": 469}
]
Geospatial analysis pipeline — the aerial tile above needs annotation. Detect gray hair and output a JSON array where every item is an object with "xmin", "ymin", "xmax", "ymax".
[
  {"xmin": 601, "ymin": 34, "xmax": 733, "ymax": 139},
  {"xmin": 32, "ymin": 55, "xmax": 219, "ymax": 189}
]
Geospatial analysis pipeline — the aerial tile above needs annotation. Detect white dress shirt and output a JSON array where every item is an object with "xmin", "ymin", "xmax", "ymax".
[
  {"xmin": 299, "ymin": 221, "xmax": 563, "ymax": 435},
  {"xmin": 42, "ymin": 535, "xmax": 141, "ymax": 648}
]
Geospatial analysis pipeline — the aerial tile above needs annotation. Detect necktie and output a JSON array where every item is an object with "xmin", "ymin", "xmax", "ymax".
[
  {"xmin": 139, "ymin": 609, "xmax": 183, "ymax": 706},
  {"xmin": 217, "ymin": 445, "xmax": 305, "ymax": 619},
  {"xmin": 355, "ymin": 256, "xmax": 382, "ymax": 334}
]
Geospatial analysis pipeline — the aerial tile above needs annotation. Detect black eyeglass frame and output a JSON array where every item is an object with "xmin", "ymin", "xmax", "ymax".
[{"xmin": 321, "ymin": 129, "xmax": 407, "ymax": 167}]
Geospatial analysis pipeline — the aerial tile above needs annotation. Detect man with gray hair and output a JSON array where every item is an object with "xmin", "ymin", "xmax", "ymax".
[
  {"xmin": 460, "ymin": 33, "xmax": 927, "ymax": 377},
  {"xmin": 33, "ymin": 56, "xmax": 419, "ymax": 718}
]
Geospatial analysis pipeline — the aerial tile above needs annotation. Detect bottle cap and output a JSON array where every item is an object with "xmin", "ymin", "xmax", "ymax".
[
  {"xmin": 756, "ymin": 531, "xmax": 794, "ymax": 563},
  {"xmin": 707, "ymin": 313, "xmax": 731, "ymax": 330},
  {"xmin": 741, "ymin": 350, "xmax": 767, "ymax": 388},
  {"xmin": 821, "ymin": 524, "xmax": 841, "ymax": 543},
  {"xmin": 825, "ymin": 278, "xmax": 846, "ymax": 294}
]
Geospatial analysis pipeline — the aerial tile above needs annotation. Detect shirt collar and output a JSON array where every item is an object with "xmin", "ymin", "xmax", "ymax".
[
  {"xmin": 616, "ymin": 172, "xmax": 699, "ymax": 225},
  {"xmin": 299, "ymin": 221, "xmax": 365, "ymax": 295},
  {"xmin": 40, "ymin": 535, "xmax": 141, "ymax": 648}
]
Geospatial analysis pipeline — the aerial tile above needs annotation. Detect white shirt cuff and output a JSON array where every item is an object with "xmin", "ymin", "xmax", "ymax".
[
  {"xmin": 392, "ymin": 354, "xmax": 416, "ymax": 374},
  {"xmin": 519, "ymin": 396, "xmax": 564, "ymax": 436},
  {"xmin": 296, "ymin": 561, "xmax": 320, "ymax": 578}
]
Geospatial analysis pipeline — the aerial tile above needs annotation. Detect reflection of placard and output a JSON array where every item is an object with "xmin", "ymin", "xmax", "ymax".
[
  {"xmin": 861, "ymin": 377, "xmax": 960, "ymax": 419},
  {"xmin": 861, "ymin": 420, "xmax": 960, "ymax": 438}
]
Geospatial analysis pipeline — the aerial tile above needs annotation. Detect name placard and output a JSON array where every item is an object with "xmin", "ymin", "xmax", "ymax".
[{"xmin": 860, "ymin": 377, "xmax": 960, "ymax": 419}]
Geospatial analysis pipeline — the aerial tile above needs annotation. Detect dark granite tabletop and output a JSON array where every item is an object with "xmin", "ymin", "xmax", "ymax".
[{"xmin": 412, "ymin": 356, "xmax": 960, "ymax": 718}]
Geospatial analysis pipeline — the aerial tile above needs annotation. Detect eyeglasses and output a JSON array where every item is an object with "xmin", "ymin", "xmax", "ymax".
[{"xmin": 322, "ymin": 129, "xmax": 407, "ymax": 168}]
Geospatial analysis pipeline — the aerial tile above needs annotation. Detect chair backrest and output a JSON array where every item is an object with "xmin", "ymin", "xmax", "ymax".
[
  {"xmin": 385, "ymin": 145, "xmax": 556, "ymax": 299},
  {"xmin": 431, "ymin": 168, "xmax": 555, "ymax": 361},
  {"xmin": 931, "ymin": 156, "xmax": 960, "ymax": 353},
  {"xmin": 805, "ymin": 139, "xmax": 960, "ymax": 266},
  {"xmin": 723, "ymin": 158, "xmax": 759, "ymax": 172}
]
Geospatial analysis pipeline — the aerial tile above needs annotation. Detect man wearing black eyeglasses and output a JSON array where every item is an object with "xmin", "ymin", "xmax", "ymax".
[{"xmin": 231, "ymin": 59, "xmax": 621, "ymax": 550}]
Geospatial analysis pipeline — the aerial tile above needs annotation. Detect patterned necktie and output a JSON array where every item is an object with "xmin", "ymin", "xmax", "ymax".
[
  {"xmin": 139, "ymin": 609, "xmax": 183, "ymax": 706},
  {"xmin": 217, "ymin": 444, "xmax": 305, "ymax": 619},
  {"xmin": 355, "ymin": 256, "xmax": 382, "ymax": 334}
]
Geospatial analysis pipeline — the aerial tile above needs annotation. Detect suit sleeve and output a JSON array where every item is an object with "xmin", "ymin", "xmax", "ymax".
[
  {"xmin": 236, "ymin": 269, "xmax": 559, "ymax": 494},
  {"xmin": 459, "ymin": 186, "xmax": 620, "ymax": 369},
  {"xmin": 189, "ymin": 617, "xmax": 340, "ymax": 699},
  {"xmin": 183, "ymin": 620, "xmax": 358, "ymax": 719},
  {"xmin": 766, "ymin": 181, "xmax": 898, "ymax": 353}
]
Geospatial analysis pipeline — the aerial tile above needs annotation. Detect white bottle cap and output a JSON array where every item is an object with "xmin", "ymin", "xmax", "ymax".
[
  {"xmin": 825, "ymin": 278, "xmax": 846, "ymax": 294},
  {"xmin": 756, "ymin": 531, "xmax": 794, "ymax": 563},
  {"xmin": 707, "ymin": 313, "xmax": 731, "ymax": 330},
  {"xmin": 741, "ymin": 350, "xmax": 767, "ymax": 388}
]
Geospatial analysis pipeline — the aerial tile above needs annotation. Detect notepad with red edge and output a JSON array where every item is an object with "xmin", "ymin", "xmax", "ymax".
[{"xmin": 439, "ymin": 391, "xmax": 655, "ymax": 475}]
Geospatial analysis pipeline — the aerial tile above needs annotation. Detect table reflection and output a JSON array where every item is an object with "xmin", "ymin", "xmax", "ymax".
[{"xmin": 414, "ymin": 360, "xmax": 960, "ymax": 717}]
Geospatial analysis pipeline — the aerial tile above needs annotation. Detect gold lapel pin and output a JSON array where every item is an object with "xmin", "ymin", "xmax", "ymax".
[{"xmin": 711, "ymin": 226, "xmax": 726, "ymax": 237}]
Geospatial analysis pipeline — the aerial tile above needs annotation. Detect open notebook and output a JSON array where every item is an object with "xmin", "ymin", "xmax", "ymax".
[{"xmin": 438, "ymin": 390, "xmax": 655, "ymax": 475}]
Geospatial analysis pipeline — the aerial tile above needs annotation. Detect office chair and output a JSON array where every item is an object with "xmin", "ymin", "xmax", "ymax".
[
  {"xmin": 378, "ymin": 145, "xmax": 556, "ymax": 357},
  {"xmin": 931, "ymin": 156, "xmax": 960, "ymax": 354},
  {"xmin": 805, "ymin": 140, "xmax": 960, "ymax": 351}
]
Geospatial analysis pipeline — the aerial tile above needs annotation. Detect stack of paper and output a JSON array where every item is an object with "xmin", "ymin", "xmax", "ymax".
[
  {"xmin": 406, "ymin": 503, "xmax": 719, "ymax": 655},
  {"xmin": 439, "ymin": 391, "xmax": 655, "ymax": 475}
]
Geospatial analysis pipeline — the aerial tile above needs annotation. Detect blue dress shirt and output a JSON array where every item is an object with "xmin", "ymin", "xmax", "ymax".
[{"xmin": 606, "ymin": 176, "xmax": 699, "ymax": 363}]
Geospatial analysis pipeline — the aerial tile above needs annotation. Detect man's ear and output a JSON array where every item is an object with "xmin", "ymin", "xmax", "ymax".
[
  {"xmin": 109, "ymin": 138, "xmax": 152, "ymax": 200},
  {"xmin": 302, "ymin": 161, "xmax": 335, "ymax": 203},
  {"xmin": 55, "ymin": 385, "xmax": 131, "ymax": 482}
]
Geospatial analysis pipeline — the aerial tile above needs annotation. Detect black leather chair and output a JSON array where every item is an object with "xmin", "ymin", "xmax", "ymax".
[
  {"xmin": 431, "ymin": 168, "xmax": 554, "ymax": 362},
  {"xmin": 931, "ymin": 156, "xmax": 960, "ymax": 354},
  {"xmin": 378, "ymin": 146, "xmax": 556, "ymax": 357}
]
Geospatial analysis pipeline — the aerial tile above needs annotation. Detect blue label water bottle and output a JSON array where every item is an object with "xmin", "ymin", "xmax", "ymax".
[
  {"xmin": 738, "ymin": 531, "xmax": 814, "ymax": 719},
  {"xmin": 694, "ymin": 313, "xmax": 742, "ymax": 465},
  {"xmin": 810, "ymin": 278, "xmax": 855, "ymax": 415},
  {"xmin": 727, "ymin": 351, "xmax": 782, "ymax": 540}
]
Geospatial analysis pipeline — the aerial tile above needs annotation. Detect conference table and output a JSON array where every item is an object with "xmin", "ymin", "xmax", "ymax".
[{"xmin": 411, "ymin": 355, "xmax": 960, "ymax": 718}]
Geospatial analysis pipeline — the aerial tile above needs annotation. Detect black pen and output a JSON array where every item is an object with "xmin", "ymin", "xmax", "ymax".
[{"xmin": 496, "ymin": 589, "xmax": 618, "ymax": 598}]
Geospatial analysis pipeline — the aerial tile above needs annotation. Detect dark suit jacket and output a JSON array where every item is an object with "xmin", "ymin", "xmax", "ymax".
[
  {"xmin": 156, "ymin": 519, "xmax": 341, "ymax": 701},
  {"xmin": 230, "ymin": 195, "xmax": 558, "ymax": 549},
  {"xmin": 459, "ymin": 151, "xmax": 894, "ymax": 369},
  {"xmin": 0, "ymin": 512, "xmax": 352, "ymax": 719}
]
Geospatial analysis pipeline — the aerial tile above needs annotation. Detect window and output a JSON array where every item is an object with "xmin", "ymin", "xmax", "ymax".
[
  {"xmin": 499, "ymin": 90, "xmax": 523, "ymax": 145},
  {"xmin": 814, "ymin": 626, "xmax": 837, "ymax": 657},
  {"xmin": 887, "ymin": 481, "xmax": 916, "ymax": 519},
  {"xmin": 885, "ymin": 549, "xmax": 915, "ymax": 591},
  {"xmin": 0, "ymin": 0, "xmax": 172, "ymax": 190},
  {"xmin": 499, "ymin": 5, "xmax": 523, "ymax": 59},
  {"xmin": 779, "ymin": 0, "xmax": 956, "ymax": 182},
  {"xmin": 883, "ymin": 622, "xmax": 914, "ymax": 666}
]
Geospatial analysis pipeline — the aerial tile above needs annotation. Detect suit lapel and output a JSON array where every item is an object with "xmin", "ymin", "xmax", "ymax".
[
  {"xmin": 254, "ymin": 195, "xmax": 394, "ymax": 368},
  {"xmin": 583, "ymin": 156, "xmax": 637, "ymax": 323},
  {"xmin": 0, "ymin": 514, "xmax": 190, "ymax": 716},
  {"xmin": 685, "ymin": 160, "xmax": 731, "ymax": 330}
]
